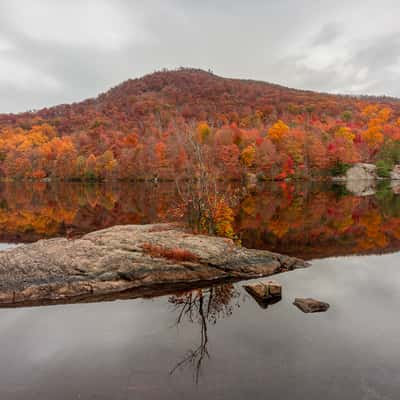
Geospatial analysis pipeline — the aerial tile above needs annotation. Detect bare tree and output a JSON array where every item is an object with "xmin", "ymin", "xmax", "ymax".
[{"xmin": 173, "ymin": 123, "xmax": 220, "ymax": 234}]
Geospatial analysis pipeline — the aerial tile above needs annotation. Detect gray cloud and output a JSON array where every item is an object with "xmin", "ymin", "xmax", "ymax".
[
  {"xmin": 271, "ymin": 32, "xmax": 400, "ymax": 95},
  {"xmin": 312, "ymin": 23, "xmax": 342, "ymax": 46},
  {"xmin": 0, "ymin": 0, "xmax": 399, "ymax": 112}
]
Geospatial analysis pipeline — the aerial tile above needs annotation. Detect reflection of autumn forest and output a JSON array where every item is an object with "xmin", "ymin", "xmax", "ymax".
[
  {"xmin": 1, "ymin": 181, "xmax": 400, "ymax": 259},
  {"xmin": 1, "ymin": 69, "xmax": 400, "ymax": 181},
  {"xmin": 0, "ymin": 182, "xmax": 179, "ymax": 242},
  {"xmin": 237, "ymin": 183, "xmax": 400, "ymax": 259}
]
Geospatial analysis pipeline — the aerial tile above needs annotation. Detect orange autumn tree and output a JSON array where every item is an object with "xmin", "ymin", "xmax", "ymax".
[
  {"xmin": 213, "ymin": 198, "xmax": 235, "ymax": 239},
  {"xmin": 268, "ymin": 120, "xmax": 289, "ymax": 142},
  {"xmin": 361, "ymin": 105, "xmax": 392, "ymax": 159}
]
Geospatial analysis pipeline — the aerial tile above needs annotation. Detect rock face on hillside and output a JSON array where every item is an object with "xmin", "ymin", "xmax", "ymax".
[
  {"xmin": 0, "ymin": 224, "xmax": 308, "ymax": 307},
  {"xmin": 344, "ymin": 163, "xmax": 377, "ymax": 196},
  {"xmin": 390, "ymin": 165, "xmax": 400, "ymax": 180},
  {"xmin": 346, "ymin": 163, "xmax": 377, "ymax": 181}
]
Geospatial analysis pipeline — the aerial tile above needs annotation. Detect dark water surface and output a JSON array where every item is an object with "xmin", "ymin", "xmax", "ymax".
[{"xmin": 0, "ymin": 182, "xmax": 400, "ymax": 399}]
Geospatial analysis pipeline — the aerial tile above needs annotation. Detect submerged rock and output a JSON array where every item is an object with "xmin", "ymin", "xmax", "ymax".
[
  {"xmin": 244, "ymin": 280, "xmax": 282, "ymax": 309},
  {"xmin": 0, "ymin": 224, "xmax": 308, "ymax": 307},
  {"xmin": 293, "ymin": 298, "xmax": 330, "ymax": 313}
]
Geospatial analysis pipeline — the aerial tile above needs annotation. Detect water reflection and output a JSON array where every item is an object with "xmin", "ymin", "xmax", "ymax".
[
  {"xmin": 1, "ymin": 181, "xmax": 400, "ymax": 259},
  {"xmin": 0, "ymin": 251, "xmax": 398, "ymax": 398},
  {"xmin": 236, "ymin": 182, "xmax": 400, "ymax": 259},
  {"xmin": 169, "ymin": 284, "xmax": 241, "ymax": 382},
  {"xmin": 0, "ymin": 181, "xmax": 179, "ymax": 242}
]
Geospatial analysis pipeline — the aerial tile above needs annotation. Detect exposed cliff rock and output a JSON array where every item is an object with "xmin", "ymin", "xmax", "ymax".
[
  {"xmin": 390, "ymin": 165, "xmax": 400, "ymax": 180},
  {"xmin": 0, "ymin": 224, "xmax": 308, "ymax": 307},
  {"xmin": 346, "ymin": 163, "xmax": 377, "ymax": 181},
  {"xmin": 343, "ymin": 163, "xmax": 377, "ymax": 195}
]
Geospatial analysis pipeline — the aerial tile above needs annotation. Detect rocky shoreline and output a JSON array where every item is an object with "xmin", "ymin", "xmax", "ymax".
[{"xmin": 0, "ymin": 224, "xmax": 308, "ymax": 307}]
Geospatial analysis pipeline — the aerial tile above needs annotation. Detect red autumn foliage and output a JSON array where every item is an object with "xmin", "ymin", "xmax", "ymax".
[
  {"xmin": 1, "ymin": 68, "xmax": 400, "ymax": 180},
  {"xmin": 141, "ymin": 243, "xmax": 199, "ymax": 262}
]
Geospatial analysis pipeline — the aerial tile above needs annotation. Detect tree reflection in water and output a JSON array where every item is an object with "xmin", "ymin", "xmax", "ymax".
[
  {"xmin": 168, "ymin": 284, "xmax": 241, "ymax": 383},
  {"xmin": 2, "ymin": 181, "xmax": 400, "ymax": 259}
]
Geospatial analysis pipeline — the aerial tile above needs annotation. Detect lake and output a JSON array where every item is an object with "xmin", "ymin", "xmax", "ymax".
[{"xmin": 0, "ymin": 181, "xmax": 399, "ymax": 399}]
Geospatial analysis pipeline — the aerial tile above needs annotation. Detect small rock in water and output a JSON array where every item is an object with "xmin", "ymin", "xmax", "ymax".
[
  {"xmin": 293, "ymin": 298, "xmax": 330, "ymax": 313},
  {"xmin": 244, "ymin": 280, "xmax": 282, "ymax": 308}
]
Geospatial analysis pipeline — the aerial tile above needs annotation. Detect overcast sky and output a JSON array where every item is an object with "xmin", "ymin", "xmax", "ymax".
[{"xmin": 0, "ymin": 0, "xmax": 399, "ymax": 113}]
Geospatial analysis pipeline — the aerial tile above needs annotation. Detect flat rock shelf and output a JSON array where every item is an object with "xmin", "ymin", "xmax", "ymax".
[{"xmin": 0, "ymin": 224, "xmax": 308, "ymax": 307}]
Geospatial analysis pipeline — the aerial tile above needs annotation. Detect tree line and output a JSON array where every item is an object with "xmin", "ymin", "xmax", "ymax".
[{"xmin": 0, "ymin": 103, "xmax": 399, "ymax": 181}]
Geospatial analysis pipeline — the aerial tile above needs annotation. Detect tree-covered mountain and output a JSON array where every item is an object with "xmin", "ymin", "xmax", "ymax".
[{"xmin": 1, "ymin": 68, "xmax": 400, "ymax": 180}]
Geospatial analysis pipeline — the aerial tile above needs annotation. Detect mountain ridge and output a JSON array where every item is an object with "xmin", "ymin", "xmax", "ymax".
[{"xmin": 2, "ymin": 68, "xmax": 400, "ymax": 120}]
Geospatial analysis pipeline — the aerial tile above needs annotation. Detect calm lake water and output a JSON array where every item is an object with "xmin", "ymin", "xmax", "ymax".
[{"xmin": 0, "ymin": 181, "xmax": 399, "ymax": 399}]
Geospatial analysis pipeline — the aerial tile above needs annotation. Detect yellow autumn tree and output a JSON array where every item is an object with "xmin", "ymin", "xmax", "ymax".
[
  {"xmin": 213, "ymin": 198, "xmax": 235, "ymax": 239},
  {"xmin": 268, "ymin": 120, "xmax": 289, "ymax": 142},
  {"xmin": 240, "ymin": 145, "xmax": 256, "ymax": 167},
  {"xmin": 335, "ymin": 127, "xmax": 355, "ymax": 142},
  {"xmin": 197, "ymin": 122, "xmax": 211, "ymax": 143}
]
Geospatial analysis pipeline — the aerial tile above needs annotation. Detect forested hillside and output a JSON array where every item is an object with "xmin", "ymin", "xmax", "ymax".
[{"xmin": 1, "ymin": 68, "xmax": 400, "ymax": 180}]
